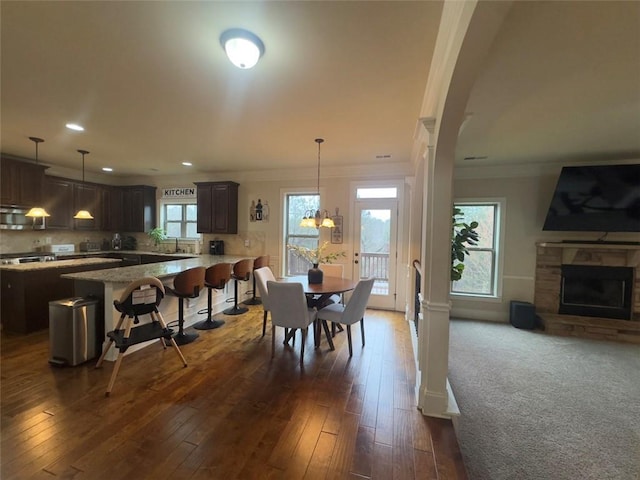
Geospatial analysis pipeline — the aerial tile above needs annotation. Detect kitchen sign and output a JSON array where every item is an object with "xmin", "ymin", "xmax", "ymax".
[{"xmin": 162, "ymin": 187, "xmax": 196, "ymax": 199}]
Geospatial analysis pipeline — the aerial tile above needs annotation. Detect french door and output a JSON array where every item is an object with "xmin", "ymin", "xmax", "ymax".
[{"xmin": 352, "ymin": 198, "xmax": 398, "ymax": 309}]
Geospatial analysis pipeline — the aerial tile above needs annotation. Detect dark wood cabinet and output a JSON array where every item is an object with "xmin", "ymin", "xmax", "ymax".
[
  {"xmin": 120, "ymin": 186, "xmax": 156, "ymax": 233},
  {"xmin": 43, "ymin": 176, "xmax": 74, "ymax": 230},
  {"xmin": 195, "ymin": 181, "xmax": 239, "ymax": 234},
  {"xmin": 40, "ymin": 179, "xmax": 155, "ymax": 233},
  {"xmin": 1, "ymin": 157, "xmax": 46, "ymax": 207},
  {"xmin": 107, "ymin": 187, "xmax": 124, "ymax": 231},
  {"xmin": 98, "ymin": 185, "xmax": 111, "ymax": 231},
  {"xmin": 0, "ymin": 261, "xmax": 116, "ymax": 334},
  {"xmin": 73, "ymin": 183, "xmax": 100, "ymax": 230}
]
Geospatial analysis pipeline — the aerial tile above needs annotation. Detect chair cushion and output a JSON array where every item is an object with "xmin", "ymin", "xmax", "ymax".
[{"xmin": 316, "ymin": 303, "xmax": 346, "ymax": 323}]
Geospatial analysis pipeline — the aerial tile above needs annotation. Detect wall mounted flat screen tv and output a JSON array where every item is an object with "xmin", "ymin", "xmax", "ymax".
[{"xmin": 543, "ymin": 164, "xmax": 640, "ymax": 232}]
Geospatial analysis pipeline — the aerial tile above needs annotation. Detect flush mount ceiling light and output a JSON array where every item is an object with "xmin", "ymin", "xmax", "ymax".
[
  {"xmin": 220, "ymin": 28, "xmax": 264, "ymax": 69},
  {"xmin": 65, "ymin": 123, "xmax": 84, "ymax": 131},
  {"xmin": 25, "ymin": 136, "xmax": 51, "ymax": 220},
  {"xmin": 300, "ymin": 138, "xmax": 335, "ymax": 229},
  {"xmin": 73, "ymin": 149, "xmax": 94, "ymax": 220}
]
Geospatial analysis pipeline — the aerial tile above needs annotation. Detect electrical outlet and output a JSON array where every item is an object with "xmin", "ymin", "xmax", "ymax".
[
  {"xmin": 244, "ymin": 239, "xmax": 250, "ymax": 248},
  {"xmin": 45, "ymin": 237, "xmax": 52, "ymax": 244}
]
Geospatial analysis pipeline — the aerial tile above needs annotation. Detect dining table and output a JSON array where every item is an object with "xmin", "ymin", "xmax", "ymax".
[{"xmin": 278, "ymin": 275, "xmax": 358, "ymax": 350}]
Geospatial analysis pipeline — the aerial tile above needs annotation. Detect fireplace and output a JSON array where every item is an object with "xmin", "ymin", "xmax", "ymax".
[
  {"xmin": 560, "ymin": 265, "xmax": 633, "ymax": 320},
  {"xmin": 535, "ymin": 242, "xmax": 640, "ymax": 343}
]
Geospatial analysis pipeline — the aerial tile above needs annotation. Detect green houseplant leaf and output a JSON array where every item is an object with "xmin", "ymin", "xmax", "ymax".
[{"xmin": 451, "ymin": 207, "xmax": 480, "ymax": 281}]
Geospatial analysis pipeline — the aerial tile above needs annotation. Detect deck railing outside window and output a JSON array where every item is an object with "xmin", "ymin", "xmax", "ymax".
[{"xmin": 287, "ymin": 252, "xmax": 390, "ymax": 284}]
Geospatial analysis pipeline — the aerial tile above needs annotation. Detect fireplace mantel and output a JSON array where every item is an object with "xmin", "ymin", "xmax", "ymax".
[{"xmin": 536, "ymin": 242, "xmax": 640, "ymax": 266}]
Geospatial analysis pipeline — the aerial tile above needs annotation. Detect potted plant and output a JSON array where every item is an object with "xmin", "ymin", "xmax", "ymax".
[
  {"xmin": 451, "ymin": 207, "xmax": 479, "ymax": 281},
  {"xmin": 148, "ymin": 227, "xmax": 166, "ymax": 251},
  {"xmin": 287, "ymin": 241, "xmax": 346, "ymax": 284}
]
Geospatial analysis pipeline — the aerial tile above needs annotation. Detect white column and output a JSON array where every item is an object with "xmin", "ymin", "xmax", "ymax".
[{"xmin": 416, "ymin": 118, "xmax": 456, "ymax": 417}]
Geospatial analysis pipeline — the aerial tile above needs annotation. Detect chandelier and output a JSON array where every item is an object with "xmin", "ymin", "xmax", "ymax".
[{"xmin": 300, "ymin": 138, "xmax": 335, "ymax": 229}]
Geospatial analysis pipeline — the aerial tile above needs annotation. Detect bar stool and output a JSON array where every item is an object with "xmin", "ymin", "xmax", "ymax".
[
  {"xmin": 96, "ymin": 276, "xmax": 187, "ymax": 396},
  {"xmin": 223, "ymin": 258, "xmax": 253, "ymax": 315},
  {"xmin": 243, "ymin": 255, "xmax": 270, "ymax": 306},
  {"xmin": 166, "ymin": 266, "xmax": 205, "ymax": 345},
  {"xmin": 193, "ymin": 263, "xmax": 232, "ymax": 330}
]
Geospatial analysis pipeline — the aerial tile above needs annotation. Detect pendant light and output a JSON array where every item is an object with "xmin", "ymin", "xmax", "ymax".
[
  {"xmin": 24, "ymin": 137, "xmax": 51, "ymax": 219},
  {"xmin": 300, "ymin": 138, "xmax": 335, "ymax": 229},
  {"xmin": 73, "ymin": 149, "xmax": 94, "ymax": 220}
]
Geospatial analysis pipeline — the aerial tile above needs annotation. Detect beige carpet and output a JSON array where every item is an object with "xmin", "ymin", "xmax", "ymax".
[{"xmin": 448, "ymin": 318, "xmax": 640, "ymax": 480}]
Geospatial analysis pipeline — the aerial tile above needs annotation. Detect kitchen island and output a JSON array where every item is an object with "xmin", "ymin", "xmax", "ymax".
[
  {"xmin": 1, "ymin": 257, "xmax": 122, "ymax": 333},
  {"xmin": 61, "ymin": 254, "xmax": 254, "ymax": 361},
  {"xmin": 0, "ymin": 251, "xmax": 195, "ymax": 334}
]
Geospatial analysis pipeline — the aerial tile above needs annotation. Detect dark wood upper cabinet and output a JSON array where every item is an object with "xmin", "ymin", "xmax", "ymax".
[
  {"xmin": 73, "ymin": 183, "xmax": 100, "ymax": 231},
  {"xmin": 195, "ymin": 181, "xmax": 239, "ymax": 234},
  {"xmin": 107, "ymin": 187, "xmax": 124, "ymax": 232},
  {"xmin": 1, "ymin": 157, "xmax": 46, "ymax": 207},
  {"xmin": 120, "ymin": 185, "xmax": 156, "ymax": 233},
  {"xmin": 43, "ymin": 176, "xmax": 74, "ymax": 230},
  {"xmin": 41, "ymin": 177, "xmax": 155, "ymax": 233}
]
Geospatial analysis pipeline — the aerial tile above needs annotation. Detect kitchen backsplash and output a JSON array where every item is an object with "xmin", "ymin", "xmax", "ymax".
[{"xmin": 0, "ymin": 230, "xmax": 265, "ymax": 256}]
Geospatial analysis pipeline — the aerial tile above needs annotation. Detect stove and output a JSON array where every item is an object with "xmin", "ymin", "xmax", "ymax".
[{"xmin": 0, "ymin": 253, "xmax": 56, "ymax": 265}]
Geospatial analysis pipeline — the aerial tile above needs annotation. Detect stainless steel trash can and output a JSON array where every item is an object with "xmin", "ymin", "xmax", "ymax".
[{"xmin": 49, "ymin": 297, "xmax": 99, "ymax": 366}]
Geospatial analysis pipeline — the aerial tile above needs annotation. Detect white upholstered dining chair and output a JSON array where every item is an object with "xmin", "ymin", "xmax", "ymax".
[
  {"xmin": 266, "ymin": 281, "xmax": 317, "ymax": 366},
  {"xmin": 319, "ymin": 263, "xmax": 345, "ymax": 305},
  {"xmin": 254, "ymin": 266, "xmax": 276, "ymax": 337},
  {"xmin": 316, "ymin": 278, "xmax": 374, "ymax": 356}
]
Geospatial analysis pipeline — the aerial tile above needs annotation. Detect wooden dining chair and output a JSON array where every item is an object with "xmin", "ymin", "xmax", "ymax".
[
  {"xmin": 266, "ymin": 281, "xmax": 317, "ymax": 366},
  {"xmin": 254, "ymin": 266, "xmax": 276, "ymax": 336},
  {"xmin": 316, "ymin": 278, "xmax": 374, "ymax": 356}
]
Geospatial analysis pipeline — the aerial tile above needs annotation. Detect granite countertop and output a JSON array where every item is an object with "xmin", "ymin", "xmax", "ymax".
[
  {"xmin": 60, "ymin": 255, "xmax": 251, "ymax": 284},
  {"xmin": 54, "ymin": 250, "xmax": 198, "ymax": 258},
  {"xmin": 0, "ymin": 257, "xmax": 123, "ymax": 271}
]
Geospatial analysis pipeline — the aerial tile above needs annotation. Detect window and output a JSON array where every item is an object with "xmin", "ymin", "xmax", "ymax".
[
  {"xmin": 356, "ymin": 187, "xmax": 397, "ymax": 199},
  {"xmin": 284, "ymin": 193, "xmax": 319, "ymax": 275},
  {"xmin": 451, "ymin": 200, "xmax": 503, "ymax": 297},
  {"xmin": 161, "ymin": 203, "xmax": 198, "ymax": 239}
]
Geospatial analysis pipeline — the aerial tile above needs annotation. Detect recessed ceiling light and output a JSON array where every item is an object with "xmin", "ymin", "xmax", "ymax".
[
  {"xmin": 182, "ymin": 162, "xmax": 192, "ymax": 166},
  {"xmin": 65, "ymin": 123, "xmax": 85, "ymax": 131},
  {"xmin": 102, "ymin": 167, "xmax": 113, "ymax": 172}
]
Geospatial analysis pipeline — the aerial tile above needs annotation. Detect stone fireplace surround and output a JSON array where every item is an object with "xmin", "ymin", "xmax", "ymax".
[{"xmin": 534, "ymin": 242, "xmax": 640, "ymax": 344}]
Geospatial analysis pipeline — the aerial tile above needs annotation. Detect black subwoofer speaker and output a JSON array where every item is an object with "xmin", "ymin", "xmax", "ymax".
[{"xmin": 509, "ymin": 301, "xmax": 536, "ymax": 329}]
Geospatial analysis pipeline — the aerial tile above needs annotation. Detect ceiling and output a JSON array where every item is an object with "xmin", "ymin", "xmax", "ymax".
[{"xmin": 1, "ymin": 1, "xmax": 639, "ymax": 178}]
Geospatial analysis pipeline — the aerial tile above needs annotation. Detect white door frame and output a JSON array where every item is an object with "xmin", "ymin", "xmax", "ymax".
[{"xmin": 349, "ymin": 180, "xmax": 405, "ymax": 311}]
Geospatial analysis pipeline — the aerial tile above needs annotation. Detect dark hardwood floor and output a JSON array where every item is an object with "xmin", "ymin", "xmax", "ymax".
[{"xmin": 1, "ymin": 304, "xmax": 467, "ymax": 479}]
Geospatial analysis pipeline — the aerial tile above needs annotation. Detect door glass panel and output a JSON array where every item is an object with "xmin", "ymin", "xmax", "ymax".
[{"xmin": 359, "ymin": 208, "xmax": 391, "ymax": 295}]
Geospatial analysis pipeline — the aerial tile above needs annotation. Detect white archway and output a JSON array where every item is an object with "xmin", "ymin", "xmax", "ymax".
[{"xmin": 414, "ymin": 0, "xmax": 513, "ymax": 418}]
